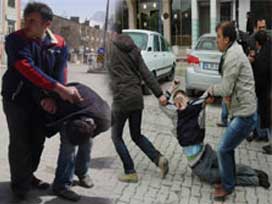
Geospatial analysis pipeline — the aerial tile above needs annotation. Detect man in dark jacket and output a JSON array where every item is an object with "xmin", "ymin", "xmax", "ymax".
[
  {"xmin": 34, "ymin": 82, "xmax": 111, "ymax": 201},
  {"xmin": 1, "ymin": 2, "xmax": 82, "ymax": 199},
  {"xmin": 108, "ymin": 30, "xmax": 169, "ymax": 183}
]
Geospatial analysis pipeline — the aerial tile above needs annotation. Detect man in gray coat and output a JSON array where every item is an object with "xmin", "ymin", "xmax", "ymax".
[
  {"xmin": 207, "ymin": 21, "xmax": 257, "ymax": 200},
  {"xmin": 108, "ymin": 29, "xmax": 168, "ymax": 183}
]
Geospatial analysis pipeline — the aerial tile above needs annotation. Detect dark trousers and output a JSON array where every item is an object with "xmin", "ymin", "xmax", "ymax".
[
  {"xmin": 111, "ymin": 109, "xmax": 160, "ymax": 174},
  {"xmin": 3, "ymin": 100, "xmax": 46, "ymax": 193}
]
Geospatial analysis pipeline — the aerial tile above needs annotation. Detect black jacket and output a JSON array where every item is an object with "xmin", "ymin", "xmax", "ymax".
[
  {"xmin": 108, "ymin": 34, "xmax": 163, "ymax": 112},
  {"xmin": 176, "ymin": 100, "xmax": 205, "ymax": 147},
  {"xmin": 35, "ymin": 82, "xmax": 111, "ymax": 137}
]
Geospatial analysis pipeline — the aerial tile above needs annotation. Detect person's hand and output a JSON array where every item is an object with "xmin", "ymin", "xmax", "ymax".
[
  {"xmin": 159, "ymin": 95, "xmax": 168, "ymax": 106},
  {"xmin": 248, "ymin": 55, "xmax": 255, "ymax": 63},
  {"xmin": 54, "ymin": 83, "xmax": 83, "ymax": 103},
  {"xmin": 41, "ymin": 98, "xmax": 57, "ymax": 114}
]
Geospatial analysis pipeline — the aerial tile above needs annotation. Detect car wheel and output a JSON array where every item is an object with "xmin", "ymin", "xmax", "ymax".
[
  {"xmin": 186, "ymin": 88, "xmax": 194, "ymax": 96},
  {"xmin": 167, "ymin": 65, "xmax": 175, "ymax": 81}
]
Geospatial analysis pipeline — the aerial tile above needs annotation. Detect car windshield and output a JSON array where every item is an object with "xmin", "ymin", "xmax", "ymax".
[
  {"xmin": 195, "ymin": 37, "xmax": 218, "ymax": 51},
  {"xmin": 124, "ymin": 32, "xmax": 148, "ymax": 50}
]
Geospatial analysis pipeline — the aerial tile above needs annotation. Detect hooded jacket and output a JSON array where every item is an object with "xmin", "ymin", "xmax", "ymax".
[
  {"xmin": 34, "ymin": 82, "xmax": 111, "ymax": 138},
  {"xmin": 108, "ymin": 34, "xmax": 163, "ymax": 112}
]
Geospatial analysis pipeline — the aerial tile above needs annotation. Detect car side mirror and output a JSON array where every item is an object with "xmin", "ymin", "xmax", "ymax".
[{"xmin": 147, "ymin": 47, "xmax": 152, "ymax": 52}]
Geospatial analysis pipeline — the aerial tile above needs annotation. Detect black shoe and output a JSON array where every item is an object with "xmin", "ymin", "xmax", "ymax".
[
  {"xmin": 78, "ymin": 175, "xmax": 94, "ymax": 188},
  {"xmin": 254, "ymin": 169, "xmax": 270, "ymax": 189},
  {"xmin": 216, "ymin": 122, "xmax": 227, "ymax": 128},
  {"xmin": 12, "ymin": 189, "xmax": 27, "ymax": 201},
  {"xmin": 53, "ymin": 188, "xmax": 81, "ymax": 202},
  {"xmin": 246, "ymin": 133, "xmax": 257, "ymax": 142},
  {"xmin": 32, "ymin": 176, "xmax": 50, "ymax": 190},
  {"xmin": 263, "ymin": 145, "xmax": 272, "ymax": 155}
]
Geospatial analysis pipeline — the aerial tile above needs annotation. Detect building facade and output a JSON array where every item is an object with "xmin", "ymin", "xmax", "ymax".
[
  {"xmin": 0, "ymin": 0, "xmax": 21, "ymax": 66},
  {"xmin": 116, "ymin": 0, "xmax": 272, "ymax": 47}
]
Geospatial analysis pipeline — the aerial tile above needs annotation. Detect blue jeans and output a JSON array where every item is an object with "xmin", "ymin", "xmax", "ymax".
[
  {"xmin": 217, "ymin": 112, "xmax": 257, "ymax": 192},
  {"xmin": 221, "ymin": 101, "xmax": 228, "ymax": 125},
  {"xmin": 111, "ymin": 110, "xmax": 161, "ymax": 174},
  {"xmin": 53, "ymin": 128, "xmax": 92, "ymax": 190}
]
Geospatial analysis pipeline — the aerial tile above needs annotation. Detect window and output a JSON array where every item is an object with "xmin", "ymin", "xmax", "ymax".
[
  {"xmin": 196, "ymin": 37, "xmax": 217, "ymax": 51},
  {"xmin": 8, "ymin": 0, "xmax": 15, "ymax": 8},
  {"xmin": 124, "ymin": 32, "xmax": 148, "ymax": 50},
  {"xmin": 8, "ymin": 20, "xmax": 15, "ymax": 34},
  {"xmin": 153, "ymin": 35, "xmax": 160, "ymax": 52},
  {"xmin": 160, "ymin": 37, "xmax": 170, "ymax": 51}
]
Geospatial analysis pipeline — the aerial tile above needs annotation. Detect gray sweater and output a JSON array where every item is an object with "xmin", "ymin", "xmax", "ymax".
[{"xmin": 212, "ymin": 42, "xmax": 257, "ymax": 117}]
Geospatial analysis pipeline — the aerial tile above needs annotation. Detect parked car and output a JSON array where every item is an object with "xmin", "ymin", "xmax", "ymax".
[
  {"xmin": 122, "ymin": 29, "xmax": 176, "ymax": 81},
  {"xmin": 185, "ymin": 33, "xmax": 222, "ymax": 96}
]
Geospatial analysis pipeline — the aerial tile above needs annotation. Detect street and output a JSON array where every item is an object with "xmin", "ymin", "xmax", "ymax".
[{"xmin": 0, "ymin": 63, "xmax": 271, "ymax": 204}]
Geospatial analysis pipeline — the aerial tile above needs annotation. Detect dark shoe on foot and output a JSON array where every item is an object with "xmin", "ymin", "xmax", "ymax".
[
  {"xmin": 254, "ymin": 169, "xmax": 270, "ymax": 189},
  {"xmin": 246, "ymin": 133, "xmax": 257, "ymax": 142},
  {"xmin": 213, "ymin": 187, "xmax": 233, "ymax": 201},
  {"xmin": 263, "ymin": 145, "xmax": 272, "ymax": 155},
  {"xmin": 53, "ymin": 188, "xmax": 81, "ymax": 202},
  {"xmin": 12, "ymin": 189, "xmax": 27, "ymax": 201},
  {"xmin": 78, "ymin": 175, "xmax": 94, "ymax": 188},
  {"xmin": 216, "ymin": 122, "xmax": 227, "ymax": 128},
  {"xmin": 32, "ymin": 176, "xmax": 50, "ymax": 190}
]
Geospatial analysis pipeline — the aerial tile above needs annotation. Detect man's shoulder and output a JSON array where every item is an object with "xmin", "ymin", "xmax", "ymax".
[
  {"xmin": 5, "ymin": 29, "xmax": 26, "ymax": 43},
  {"xmin": 47, "ymin": 30, "xmax": 65, "ymax": 48}
]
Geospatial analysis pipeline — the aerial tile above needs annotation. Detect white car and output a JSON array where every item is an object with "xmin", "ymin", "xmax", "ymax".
[
  {"xmin": 122, "ymin": 29, "xmax": 176, "ymax": 81},
  {"xmin": 185, "ymin": 33, "xmax": 222, "ymax": 96}
]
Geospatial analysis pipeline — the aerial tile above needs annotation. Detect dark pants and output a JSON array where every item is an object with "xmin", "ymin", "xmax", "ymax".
[
  {"xmin": 111, "ymin": 109, "xmax": 160, "ymax": 174},
  {"xmin": 3, "ymin": 100, "xmax": 46, "ymax": 193}
]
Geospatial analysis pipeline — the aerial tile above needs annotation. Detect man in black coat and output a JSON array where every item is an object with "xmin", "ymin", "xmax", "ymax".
[
  {"xmin": 108, "ymin": 28, "xmax": 169, "ymax": 183},
  {"xmin": 250, "ymin": 31, "xmax": 271, "ymax": 145},
  {"xmin": 34, "ymin": 82, "xmax": 111, "ymax": 201}
]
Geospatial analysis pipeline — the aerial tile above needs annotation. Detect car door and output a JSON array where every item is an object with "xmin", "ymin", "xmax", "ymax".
[
  {"xmin": 159, "ymin": 36, "xmax": 173, "ymax": 75},
  {"xmin": 148, "ymin": 34, "xmax": 161, "ymax": 76}
]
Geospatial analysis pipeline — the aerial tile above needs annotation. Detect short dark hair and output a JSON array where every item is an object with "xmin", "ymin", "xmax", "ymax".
[
  {"xmin": 255, "ymin": 17, "xmax": 266, "ymax": 26},
  {"xmin": 255, "ymin": 31, "xmax": 268, "ymax": 46},
  {"xmin": 216, "ymin": 21, "xmax": 237, "ymax": 42},
  {"xmin": 65, "ymin": 118, "xmax": 96, "ymax": 145},
  {"xmin": 24, "ymin": 2, "xmax": 53, "ymax": 21},
  {"xmin": 173, "ymin": 89, "xmax": 187, "ymax": 99}
]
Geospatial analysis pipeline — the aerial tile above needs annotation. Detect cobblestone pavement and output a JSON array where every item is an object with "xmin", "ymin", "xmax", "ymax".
[{"xmin": 0, "ymin": 64, "xmax": 271, "ymax": 204}]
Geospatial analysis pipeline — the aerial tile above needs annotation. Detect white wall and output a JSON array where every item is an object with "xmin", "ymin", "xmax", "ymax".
[{"xmin": 238, "ymin": 0, "xmax": 250, "ymax": 31}]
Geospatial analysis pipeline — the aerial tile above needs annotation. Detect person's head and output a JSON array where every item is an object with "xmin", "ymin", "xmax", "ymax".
[
  {"xmin": 255, "ymin": 18, "xmax": 266, "ymax": 32},
  {"xmin": 255, "ymin": 30, "xmax": 268, "ymax": 49},
  {"xmin": 247, "ymin": 12, "xmax": 251, "ymax": 19},
  {"xmin": 216, "ymin": 21, "xmax": 237, "ymax": 52},
  {"xmin": 23, "ymin": 2, "xmax": 53, "ymax": 38},
  {"xmin": 110, "ymin": 23, "xmax": 122, "ymax": 40},
  {"xmin": 173, "ymin": 90, "xmax": 189, "ymax": 110},
  {"xmin": 64, "ymin": 117, "xmax": 96, "ymax": 145}
]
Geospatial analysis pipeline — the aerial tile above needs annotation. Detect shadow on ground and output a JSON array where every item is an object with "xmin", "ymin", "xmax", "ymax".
[{"xmin": 0, "ymin": 182, "xmax": 113, "ymax": 204}]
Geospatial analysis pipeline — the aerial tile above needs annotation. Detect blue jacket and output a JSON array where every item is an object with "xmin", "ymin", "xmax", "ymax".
[{"xmin": 1, "ymin": 29, "xmax": 68, "ymax": 105}]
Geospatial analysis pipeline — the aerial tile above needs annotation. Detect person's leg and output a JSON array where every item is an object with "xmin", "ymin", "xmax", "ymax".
[
  {"xmin": 263, "ymin": 128, "xmax": 272, "ymax": 154},
  {"xmin": 235, "ymin": 164, "xmax": 259, "ymax": 186},
  {"xmin": 111, "ymin": 110, "xmax": 136, "ymax": 174},
  {"xmin": 75, "ymin": 139, "xmax": 93, "ymax": 188},
  {"xmin": 3, "ymin": 101, "xmax": 33, "ymax": 198},
  {"xmin": 128, "ymin": 110, "xmax": 168, "ymax": 178},
  {"xmin": 128, "ymin": 110, "xmax": 161, "ymax": 165},
  {"xmin": 217, "ymin": 113, "xmax": 256, "ymax": 193},
  {"xmin": 52, "ymin": 128, "xmax": 80, "ymax": 201}
]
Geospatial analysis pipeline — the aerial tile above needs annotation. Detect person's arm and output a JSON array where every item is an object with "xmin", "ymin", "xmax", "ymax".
[{"xmin": 209, "ymin": 52, "xmax": 241, "ymax": 97}]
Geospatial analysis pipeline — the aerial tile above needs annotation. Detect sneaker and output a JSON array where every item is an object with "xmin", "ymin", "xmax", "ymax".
[
  {"xmin": 118, "ymin": 173, "xmax": 138, "ymax": 183},
  {"xmin": 158, "ymin": 156, "xmax": 169, "ymax": 179},
  {"xmin": 53, "ymin": 188, "xmax": 81, "ymax": 202},
  {"xmin": 216, "ymin": 122, "xmax": 227, "ymax": 128},
  {"xmin": 31, "ymin": 176, "xmax": 50, "ymax": 190},
  {"xmin": 78, "ymin": 175, "xmax": 94, "ymax": 188},
  {"xmin": 254, "ymin": 169, "xmax": 270, "ymax": 189}
]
